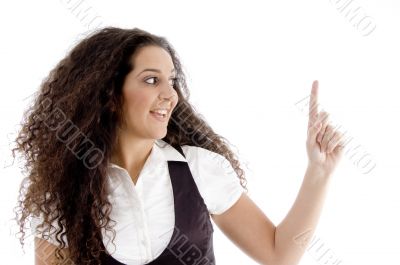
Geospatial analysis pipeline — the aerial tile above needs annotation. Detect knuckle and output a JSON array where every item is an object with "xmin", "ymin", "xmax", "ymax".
[{"xmin": 321, "ymin": 111, "xmax": 330, "ymax": 118}]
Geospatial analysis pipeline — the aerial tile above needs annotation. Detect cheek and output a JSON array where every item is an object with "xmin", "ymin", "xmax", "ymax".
[
  {"xmin": 171, "ymin": 90, "xmax": 179, "ymax": 107},
  {"xmin": 123, "ymin": 88, "xmax": 154, "ymax": 115}
]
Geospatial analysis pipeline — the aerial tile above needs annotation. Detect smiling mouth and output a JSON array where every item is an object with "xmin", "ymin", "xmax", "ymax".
[
  {"xmin": 150, "ymin": 111, "xmax": 168, "ymax": 121},
  {"xmin": 151, "ymin": 111, "xmax": 166, "ymax": 117}
]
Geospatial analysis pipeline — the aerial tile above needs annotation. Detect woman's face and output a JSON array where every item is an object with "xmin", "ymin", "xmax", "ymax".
[{"xmin": 120, "ymin": 45, "xmax": 179, "ymax": 140}]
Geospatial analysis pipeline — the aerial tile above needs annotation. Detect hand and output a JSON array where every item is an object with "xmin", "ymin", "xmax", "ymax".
[{"xmin": 306, "ymin": 80, "xmax": 345, "ymax": 177}]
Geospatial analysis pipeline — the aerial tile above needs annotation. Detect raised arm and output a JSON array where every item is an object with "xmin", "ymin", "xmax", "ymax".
[{"xmin": 212, "ymin": 80, "xmax": 345, "ymax": 265}]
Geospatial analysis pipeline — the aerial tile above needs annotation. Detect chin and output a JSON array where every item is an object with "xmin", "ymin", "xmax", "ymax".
[{"xmin": 150, "ymin": 129, "xmax": 168, "ymax": 140}]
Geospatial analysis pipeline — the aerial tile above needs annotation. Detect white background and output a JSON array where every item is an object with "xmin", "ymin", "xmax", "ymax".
[{"xmin": 1, "ymin": 0, "xmax": 399, "ymax": 264}]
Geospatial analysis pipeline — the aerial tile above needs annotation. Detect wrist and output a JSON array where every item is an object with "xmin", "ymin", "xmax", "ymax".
[{"xmin": 305, "ymin": 164, "xmax": 332, "ymax": 183}]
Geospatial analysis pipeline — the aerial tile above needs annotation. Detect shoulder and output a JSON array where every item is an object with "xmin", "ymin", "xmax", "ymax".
[
  {"xmin": 181, "ymin": 145, "xmax": 235, "ymax": 182},
  {"xmin": 181, "ymin": 145, "xmax": 232, "ymax": 169},
  {"xmin": 180, "ymin": 145, "xmax": 245, "ymax": 215}
]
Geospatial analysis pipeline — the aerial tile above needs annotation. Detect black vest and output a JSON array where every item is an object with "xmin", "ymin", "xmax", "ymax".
[{"xmin": 100, "ymin": 144, "xmax": 216, "ymax": 265}]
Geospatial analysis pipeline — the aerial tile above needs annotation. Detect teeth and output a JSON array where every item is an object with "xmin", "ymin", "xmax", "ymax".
[{"xmin": 152, "ymin": 109, "xmax": 168, "ymax": 115}]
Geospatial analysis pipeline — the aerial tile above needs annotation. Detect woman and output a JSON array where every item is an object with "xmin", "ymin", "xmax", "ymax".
[{"xmin": 13, "ymin": 27, "xmax": 344, "ymax": 265}]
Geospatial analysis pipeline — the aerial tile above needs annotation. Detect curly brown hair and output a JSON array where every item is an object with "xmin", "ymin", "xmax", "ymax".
[{"xmin": 12, "ymin": 26, "xmax": 248, "ymax": 264}]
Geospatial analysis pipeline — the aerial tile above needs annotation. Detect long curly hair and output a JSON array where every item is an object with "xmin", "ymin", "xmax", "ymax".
[{"xmin": 12, "ymin": 26, "xmax": 248, "ymax": 264}]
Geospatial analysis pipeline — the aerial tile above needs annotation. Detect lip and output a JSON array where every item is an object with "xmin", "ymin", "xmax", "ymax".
[{"xmin": 150, "ymin": 110, "xmax": 169, "ymax": 122}]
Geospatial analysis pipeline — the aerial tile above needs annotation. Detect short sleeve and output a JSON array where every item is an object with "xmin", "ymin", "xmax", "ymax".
[
  {"xmin": 30, "ymin": 212, "xmax": 68, "ymax": 247},
  {"xmin": 182, "ymin": 145, "xmax": 245, "ymax": 215}
]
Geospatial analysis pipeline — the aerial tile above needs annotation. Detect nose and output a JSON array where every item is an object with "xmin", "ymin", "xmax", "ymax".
[
  {"xmin": 158, "ymin": 85, "xmax": 177, "ymax": 102},
  {"xmin": 158, "ymin": 94, "xmax": 176, "ymax": 106}
]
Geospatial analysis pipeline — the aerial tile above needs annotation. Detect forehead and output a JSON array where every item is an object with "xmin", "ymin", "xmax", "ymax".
[{"xmin": 131, "ymin": 45, "xmax": 175, "ymax": 72}]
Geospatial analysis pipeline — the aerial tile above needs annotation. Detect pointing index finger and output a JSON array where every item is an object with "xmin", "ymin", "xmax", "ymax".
[{"xmin": 309, "ymin": 80, "xmax": 319, "ymax": 122}]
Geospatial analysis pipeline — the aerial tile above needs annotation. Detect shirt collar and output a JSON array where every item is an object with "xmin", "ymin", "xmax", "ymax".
[{"xmin": 107, "ymin": 139, "xmax": 186, "ymax": 170}]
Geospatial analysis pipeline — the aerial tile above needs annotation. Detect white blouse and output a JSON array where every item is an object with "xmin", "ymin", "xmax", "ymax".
[{"xmin": 31, "ymin": 139, "xmax": 245, "ymax": 264}]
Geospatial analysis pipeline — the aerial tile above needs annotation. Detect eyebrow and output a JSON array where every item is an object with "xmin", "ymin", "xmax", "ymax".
[{"xmin": 137, "ymin": 68, "xmax": 176, "ymax": 77}]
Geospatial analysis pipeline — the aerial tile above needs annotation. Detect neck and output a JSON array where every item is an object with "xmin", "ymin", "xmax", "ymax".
[{"xmin": 110, "ymin": 132, "xmax": 155, "ymax": 173}]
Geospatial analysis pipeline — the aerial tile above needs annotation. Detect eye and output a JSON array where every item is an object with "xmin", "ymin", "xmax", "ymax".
[
  {"xmin": 144, "ymin": 76, "xmax": 177, "ymax": 87},
  {"xmin": 169, "ymin": 77, "xmax": 178, "ymax": 87},
  {"xmin": 145, "ymin": 76, "xmax": 158, "ymax": 85}
]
